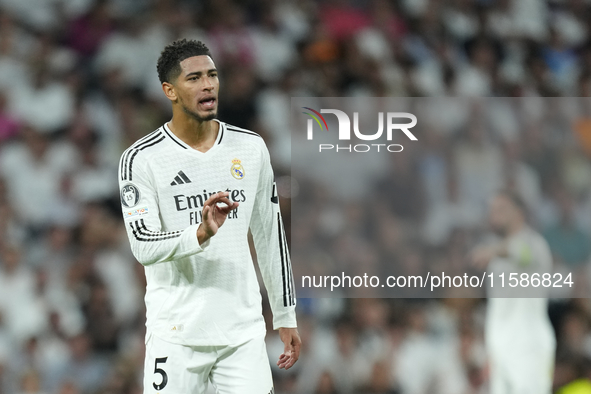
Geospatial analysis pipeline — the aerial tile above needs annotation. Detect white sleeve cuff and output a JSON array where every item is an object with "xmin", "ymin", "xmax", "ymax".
[
  {"xmin": 272, "ymin": 308, "xmax": 297, "ymax": 330},
  {"xmin": 180, "ymin": 224, "xmax": 210, "ymax": 255}
]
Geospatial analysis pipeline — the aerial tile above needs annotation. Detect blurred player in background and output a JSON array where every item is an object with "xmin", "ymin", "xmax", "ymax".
[
  {"xmin": 118, "ymin": 39, "xmax": 299, "ymax": 394},
  {"xmin": 472, "ymin": 191, "xmax": 555, "ymax": 394}
]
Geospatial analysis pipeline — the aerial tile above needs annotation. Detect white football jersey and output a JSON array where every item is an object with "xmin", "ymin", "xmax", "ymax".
[
  {"xmin": 118, "ymin": 120, "xmax": 296, "ymax": 346},
  {"xmin": 485, "ymin": 226, "xmax": 555, "ymax": 393},
  {"xmin": 485, "ymin": 226, "xmax": 555, "ymax": 354}
]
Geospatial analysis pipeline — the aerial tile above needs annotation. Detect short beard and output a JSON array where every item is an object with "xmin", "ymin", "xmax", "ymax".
[{"xmin": 181, "ymin": 104, "xmax": 216, "ymax": 122}]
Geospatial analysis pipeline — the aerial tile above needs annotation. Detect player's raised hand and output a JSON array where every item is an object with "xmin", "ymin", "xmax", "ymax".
[
  {"xmin": 197, "ymin": 192, "xmax": 239, "ymax": 244},
  {"xmin": 277, "ymin": 327, "xmax": 301, "ymax": 370}
]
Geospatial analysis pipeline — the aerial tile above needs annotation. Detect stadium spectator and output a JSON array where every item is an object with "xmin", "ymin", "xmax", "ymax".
[{"xmin": 0, "ymin": 1, "xmax": 588, "ymax": 393}]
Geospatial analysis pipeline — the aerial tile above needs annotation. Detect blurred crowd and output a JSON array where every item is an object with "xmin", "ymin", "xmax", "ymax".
[
  {"xmin": 291, "ymin": 96, "xmax": 591, "ymax": 392},
  {"xmin": 0, "ymin": 0, "xmax": 590, "ymax": 393}
]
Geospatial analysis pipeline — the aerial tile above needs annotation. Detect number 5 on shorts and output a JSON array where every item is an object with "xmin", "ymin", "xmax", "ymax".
[{"xmin": 153, "ymin": 357, "xmax": 168, "ymax": 390}]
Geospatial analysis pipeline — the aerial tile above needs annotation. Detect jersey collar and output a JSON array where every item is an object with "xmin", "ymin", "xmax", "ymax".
[{"xmin": 162, "ymin": 119, "xmax": 225, "ymax": 154}]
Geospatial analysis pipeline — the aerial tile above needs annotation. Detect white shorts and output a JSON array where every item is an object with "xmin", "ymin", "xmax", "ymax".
[
  {"xmin": 488, "ymin": 345, "xmax": 554, "ymax": 394},
  {"xmin": 143, "ymin": 333, "xmax": 274, "ymax": 394}
]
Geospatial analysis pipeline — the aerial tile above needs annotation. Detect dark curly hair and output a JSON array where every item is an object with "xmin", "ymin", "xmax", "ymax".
[{"xmin": 156, "ymin": 39, "xmax": 213, "ymax": 84}]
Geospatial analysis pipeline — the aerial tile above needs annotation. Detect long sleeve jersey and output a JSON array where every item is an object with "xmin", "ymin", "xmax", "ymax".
[
  {"xmin": 118, "ymin": 120, "xmax": 296, "ymax": 346},
  {"xmin": 485, "ymin": 226, "xmax": 555, "ymax": 355}
]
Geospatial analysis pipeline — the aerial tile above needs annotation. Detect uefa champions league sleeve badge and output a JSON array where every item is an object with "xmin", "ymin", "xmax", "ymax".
[
  {"xmin": 231, "ymin": 158, "xmax": 245, "ymax": 180},
  {"xmin": 121, "ymin": 183, "xmax": 141, "ymax": 208}
]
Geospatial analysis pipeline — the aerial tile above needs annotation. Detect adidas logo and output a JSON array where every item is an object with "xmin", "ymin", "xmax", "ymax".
[{"xmin": 170, "ymin": 171, "xmax": 192, "ymax": 186}]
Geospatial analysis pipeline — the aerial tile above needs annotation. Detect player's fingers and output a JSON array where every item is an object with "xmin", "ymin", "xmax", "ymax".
[
  {"xmin": 277, "ymin": 353, "xmax": 287, "ymax": 363},
  {"xmin": 214, "ymin": 197, "xmax": 236, "ymax": 209},
  {"xmin": 283, "ymin": 343, "xmax": 296, "ymax": 369},
  {"xmin": 204, "ymin": 192, "xmax": 229, "ymax": 206},
  {"xmin": 285, "ymin": 334, "xmax": 301, "ymax": 369},
  {"xmin": 218, "ymin": 202, "xmax": 239, "ymax": 214},
  {"xmin": 283, "ymin": 351, "xmax": 293, "ymax": 368},
  {"xmin": 285, "ymin": 354, "xmax": 297, "ymax": 369},
  {"xmin": 202, "ymin": 205, "xmax": 209, "ymax": 221},
  {"xmin": 277, "ymin": 353, "xmax": 289, "ymax": 369},
  {"xmin": 280, "ymin": 360, "xmax": 293, "ymax": 369},
  {"xmin": 293, "ymin": 339, "xmax": 301, "ymax": 362},
  {"xmin": 215, "ymin": 196, "xmax": 233, "ymax": 206},
  {"xmin": 203, "ymin": 192, "xmax": 219, "ymax": 207}
]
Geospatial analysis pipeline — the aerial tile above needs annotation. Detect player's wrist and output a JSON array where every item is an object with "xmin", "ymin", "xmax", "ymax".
[
  {"xmin": 278, "ymin": 326, "xmax": 297, "ymax": 330},
  {"xmin": 196, "ymin": 224, "xmax": 213, "ymax": 244}
]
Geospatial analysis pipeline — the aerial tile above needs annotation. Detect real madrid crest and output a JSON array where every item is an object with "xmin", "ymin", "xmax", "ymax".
[{"xmin": 231, "ymin": 158, "xmax": 245, "ymax": 180}]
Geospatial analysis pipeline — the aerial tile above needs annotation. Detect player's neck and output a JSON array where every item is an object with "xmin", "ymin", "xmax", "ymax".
[{"xmin": 168, "ymin": 114, "xmax": 219, "ymax": 153}]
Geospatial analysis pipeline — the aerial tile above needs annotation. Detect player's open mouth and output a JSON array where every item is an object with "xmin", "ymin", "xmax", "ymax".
[{"xmin": 199, "ymin": 97, "xmax": 216, "ymax": 109}]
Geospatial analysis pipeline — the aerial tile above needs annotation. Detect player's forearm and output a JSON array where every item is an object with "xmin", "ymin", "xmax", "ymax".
[{"xmin": 128, "ymin": 223, "xmax": 208, "ymax": 265}]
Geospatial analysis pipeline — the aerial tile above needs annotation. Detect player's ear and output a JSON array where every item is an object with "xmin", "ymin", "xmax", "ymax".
[{"xmin": 162, "ymin": 82, "xmax": 177, "ymax": 102}]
